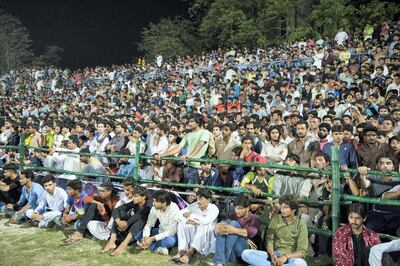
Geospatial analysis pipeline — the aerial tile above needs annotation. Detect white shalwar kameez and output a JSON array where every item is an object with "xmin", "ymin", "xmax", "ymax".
[{"xmin": 177, "ymin": 202, "xmax": 219, "ymax": 255}]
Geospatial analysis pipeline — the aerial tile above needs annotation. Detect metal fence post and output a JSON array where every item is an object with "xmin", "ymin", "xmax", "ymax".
[
  {"xmin": 331, "ymin": 147, "xmax": 341, "ymax": 234},
  {"xmin": 18, "ymin": 133, "xmax": 25, "ymax": 171},
  {"xmin": 133, "ymin": 140, "xmax": 140, "ymax": 183}
]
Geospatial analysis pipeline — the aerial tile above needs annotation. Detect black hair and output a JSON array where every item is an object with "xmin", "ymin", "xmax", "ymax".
[
  {"xmin": 376, "ymin": 154, "xmax": 397, "ymax": 166},
  {"xmin": 42, "ymin": 174, "xmax": 56, "ymax": 184},
  {"xmin": 347, "ymin": 203, "xmax": 365, "ymax": 218},
  {"xmin": 133, "ymin": 126, "xmax": 143, "ymax": 134},
  {"xmin": 153, "ymin": 190, "xmax": 172, "ymax": 205},
  {"xmin": 267, "ymin": 125, "xmax": 282, "ymax": 138},
  {"xmin": 279, "ymin": 194, "xmax": 300, "ymax": 215},
  {"xmin": 20, "ymin": 169, "xmax": 34, "ymax": 180},
  {"xmin": 235, "ymin": 194, "xmax": 252, "ymax": 208},
  {"xmin": 241, "ymin": 135, "xmax": 255, "ymax": 146},
  {"xmin": 196, "ymin": 188, "xmax": 213, "ymax": 200},
  {"xmin": 331, "ymin": 125, "xmax": 344, "ymax": 133},
  {"xmin": 133, "ymin": 186, "xmax": 148, "ymax": 198},
  {"xmin": 158, "ymin": 122, "xmax": 169, "ymax": 132},
  {"xmin": 223, "ymin": 123, "xmax": 236, "ymax": 132},
  {"xmin": 67, "ymin": 180, "xmax": 83, "ymax": 192},
  {"xmin": 190, "ymin": 114, "xmax": 203, "ymax": 127},
  {"xmin": 3, "ymin": 163, "xmax": 18, "ymax": 173},
  {"xmin": 314, "ymin": 152, "xmax": 330, "ymax": 163},
  {"xmin": 286, "ymin": 154, "xmax": 301, "ymax": 164},
  {"xmin": 232, "ymin": 146, "xmax": 243, "ymax": 157},
  {"xmin": 119, "ymin": 148, "xmax": 131, "ymax": 155},
  {"xmin": 122, "ymin": 179, "xmax": 134, "ymax": 188},
  {"xmin": 319, "ymin": 122, "xmax": 332, "ymax": 132},
  {"xmin": 296, "ymin": 120, "xmax": 309, "ymax": 128},
  {"xmin": 80, "ymin": 147, "xmax": 90, "ymax": 155},
  {"xmin": 363, "ymin": 125, "xmax": 378, "ymax": 134},
  {"xmin": 343, "ymin": 124, "xmax": 353, "ymax": 132},
  {"xmin": 68, "ymin": 135, "xmax": 80, "ymax": 146}
]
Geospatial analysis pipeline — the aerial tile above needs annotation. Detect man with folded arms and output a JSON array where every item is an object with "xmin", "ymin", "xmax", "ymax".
[{"xmin": 171, "ymin": 188, "xmax": 219, "ymax": 264}]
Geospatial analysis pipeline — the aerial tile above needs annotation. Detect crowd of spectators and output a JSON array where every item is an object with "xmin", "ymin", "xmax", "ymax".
[{"xmin": 1, "ymin": 20, "xmax": 400, "ymax": 265}]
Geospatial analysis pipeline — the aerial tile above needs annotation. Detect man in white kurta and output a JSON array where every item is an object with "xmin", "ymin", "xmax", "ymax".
[
  {"xmin": 172, "ymin": 188, "xmax": 219, "ymax": 264},
  {"xmin": 26, "ymin": 175, "xmax": 68, "ymax": 228}
]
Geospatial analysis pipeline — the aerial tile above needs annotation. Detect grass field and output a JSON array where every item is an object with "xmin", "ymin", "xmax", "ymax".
[
  {"xmin": 0, "ymin": 219, "xmax": 208, "ymax": 266},
  {"xmin": 0, "ymin": 219, "xmax": 322, "ymax": 266}
]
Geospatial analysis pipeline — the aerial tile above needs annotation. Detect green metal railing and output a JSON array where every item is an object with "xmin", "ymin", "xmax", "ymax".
[{"xmin": 2, "ymin": 138, "xmax": 400, "ymax": 240}]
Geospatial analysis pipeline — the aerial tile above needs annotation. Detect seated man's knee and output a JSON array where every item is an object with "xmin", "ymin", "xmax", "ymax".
[
  {"xmin": 160, "ymin": 236, "xmax": 176, "ymax": 248},
  {"xmin": 241, "ymin": 249, "xmax": 253, "ymax": 261},
  {"xmin": 25, "ymin": 209, "xmax": 34, "ymax": 219},
  {"xmin": 291, "ymin": 258, "xmax": 307, "ymax": 266}
]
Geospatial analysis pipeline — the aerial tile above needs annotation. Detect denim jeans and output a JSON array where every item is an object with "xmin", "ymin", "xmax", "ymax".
[
  {"xmin": 3, "ymin": 209, "xmax": 27, "ymax": 222},
  {"xmin": 241, "ymin": 249, "xmax": 307, "ymax": 266},
  {"xmin": 135, "ymin": 228, "xmax": 177, "ymax": 251},
  {"xmin": 213, "ymin": 220, "xmax": 249, "ymax": 265}
]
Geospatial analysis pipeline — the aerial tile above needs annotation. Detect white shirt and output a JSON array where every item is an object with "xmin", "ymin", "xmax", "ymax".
[
  {"xmin": 261, "ymin": 141, "xmax": 288, "ymax": 164},
  {"xmin": 34, "ymin": 187, "xmax": 68, "ymax": 214},
  {"xmin": 143, "ymin": 202, "xmax": 179, "ymax": 241},
  {"xmin": 53, "ymin": 147, "xmax": 81, "ymax": 180},
  {"xmin": 178, "ymin": 202, "xmax": 219, "ymax": 226},
  {"xmin": 153, "ymin": 135, "xmax": 169, "ymax": 155}
]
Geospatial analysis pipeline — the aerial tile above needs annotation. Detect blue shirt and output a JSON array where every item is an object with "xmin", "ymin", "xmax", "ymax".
[
  {"xmin": 18, "ymin": 182, "xmax": 45, "ymax": 210},
  {"xmin": 117, "ymin": 159, "xmax": 135, "ymax": 178},
  {"xmin": 322, "ymin": 142, "xmax": 358, "ymax": 169}
]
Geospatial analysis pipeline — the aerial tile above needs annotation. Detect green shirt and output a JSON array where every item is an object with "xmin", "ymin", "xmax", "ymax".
[
  {"xmin": 267, "ymin": 214, "xmax": 308, "ymax": 256},
  {"xmin": 240, "ymin": 171, "xmax": 274, "ymax": 194},
  {"xmin": 179, "ymin": 129, "xmax": 210, "ymax": 168}
]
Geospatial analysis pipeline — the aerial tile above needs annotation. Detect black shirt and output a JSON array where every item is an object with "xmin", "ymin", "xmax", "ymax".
[
  {"xmin": 352, "ymin": 233, "xmax": 369, "ymax": 266},
  {"xmin": 0, "ymin": 176, "xmax": 22, "ymax": 204}
]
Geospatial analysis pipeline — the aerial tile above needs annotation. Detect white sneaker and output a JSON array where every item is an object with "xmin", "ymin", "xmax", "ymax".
[{"xmin": 155, "ymin": 247, "xmax": 169, "ymax": 255}]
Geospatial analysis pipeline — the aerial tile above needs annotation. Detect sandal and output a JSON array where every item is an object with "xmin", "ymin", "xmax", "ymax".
[{"xmin": 62, "ymin": 233, "xmax": 82, "ymax": 245}]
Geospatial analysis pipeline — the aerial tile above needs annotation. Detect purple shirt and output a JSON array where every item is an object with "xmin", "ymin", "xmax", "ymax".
[{"xmin": 228, "ymin": 212, "xmax": 260, "ymax": 239}]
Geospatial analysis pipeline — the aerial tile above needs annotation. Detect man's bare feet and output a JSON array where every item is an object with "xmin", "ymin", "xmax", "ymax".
[
  {"xmin": 101, "ymin": 241, "xmax": 117, "ymax": 253},
  {"xmin": 179, "ymin": 255, "xmax": 190, "ymax": 264},
  {"xmin": 111, "ymin": 244, "xmax": 127, "ymax": 256}
]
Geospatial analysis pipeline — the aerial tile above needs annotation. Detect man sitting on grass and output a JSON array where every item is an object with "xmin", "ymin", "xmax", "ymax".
[
  {"xmin": 5, "ymin": 169, "xmax": 44, "ymax": 224},
  {"xmin": 0, "ymin": 164, "xmax": 22, "ymax": 213},
  {"xmin": 102, "ymin": 185, "xmax": 151, "ymax": 256},
  {"xmin": 213, "ymin": 194, "xmax": 260, "ymax": 266},
  {"xmin": 171, "ymin": 188, "xmax": 219, "ymax": 264},
  {"xmin": 241, "ymin": 194, "xmax": 308, "ymax": 266},
  {"xmin": 55, "ymin": 180, "xmax": 86, "ymax": 230},
  {"xmin": 134, "ymin": 190, "xmax": 179, "ymax": 255},
  {"xmin": 62, "ymin": 181, "xmax": 118, "ymax": 244},
  {"xmin": 25, "ymin": 174, "xmax": 68, "ymax": 227}
]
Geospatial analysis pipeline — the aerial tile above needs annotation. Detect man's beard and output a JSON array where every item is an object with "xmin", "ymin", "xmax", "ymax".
[{"xmin": 318, "ymin": 132, "xmax": 327, "ymax": 139}]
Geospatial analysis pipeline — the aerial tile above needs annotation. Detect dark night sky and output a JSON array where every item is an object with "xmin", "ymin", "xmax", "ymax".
[{"xmin": 2, "ymin": 0, "xmax": 189, "ymax": 69}]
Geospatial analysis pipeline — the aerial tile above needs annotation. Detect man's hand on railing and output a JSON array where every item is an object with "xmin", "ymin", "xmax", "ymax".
[
  {"xmin": 358, "ymin": 166, "xmax": 369, "ymax": 176},
  {"xmin": 104, "ymin": 167, "xmax": 113, "ymax": 175},
  {"xmin": 49, "ymin": 148, "xmax": 56, "ymax": 155}
]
